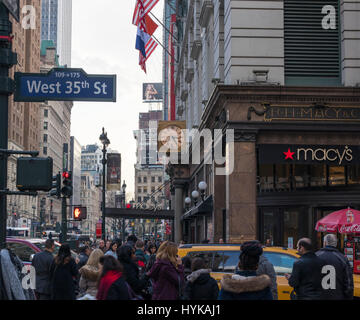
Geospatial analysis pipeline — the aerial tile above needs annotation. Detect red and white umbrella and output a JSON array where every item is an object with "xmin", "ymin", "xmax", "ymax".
[{"xmin": 315, "ymin": 207, "xmax": 360, "ymax": 234}]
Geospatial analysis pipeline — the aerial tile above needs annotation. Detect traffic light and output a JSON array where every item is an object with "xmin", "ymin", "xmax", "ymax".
[
  {"xmin": 49, "ymin": 173, "xmax": 61, "ymax": 198},
  {"xmin": 61, "ymin": 171, "xmax": 73, "ymax": 197},
  {"xmin": 126, "ymin": 203, "xmax": 132, "ymax": 209},
  {"xmin": 73, "ymin": 206, "xmax": 87, "ymax": 220}
]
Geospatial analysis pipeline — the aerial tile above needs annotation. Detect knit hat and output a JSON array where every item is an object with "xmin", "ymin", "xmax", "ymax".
[{"xmin": 239, "ymin": 241, "xmax": 263, "ymax": 270}]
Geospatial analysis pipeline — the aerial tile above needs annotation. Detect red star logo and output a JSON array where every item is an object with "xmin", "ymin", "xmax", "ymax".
[{"xmin": 283, "ymin": 148, "xmax": 295, "ymax": 160}]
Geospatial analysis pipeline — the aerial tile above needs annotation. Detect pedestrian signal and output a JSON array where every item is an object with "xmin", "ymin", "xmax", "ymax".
[{"xmin": 73, "ymin": 206, "xmax": 87, "ymax": 220}]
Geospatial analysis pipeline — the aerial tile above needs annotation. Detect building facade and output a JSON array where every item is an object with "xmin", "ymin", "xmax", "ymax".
[
  {"xmin": 41, "ymin": 0, "xmax": 72, "ymax": 66},
  {"xmin": 7, "ymin": 0, "xmax": 42, "ymax": 230},
  {"xmin": 170, "ymin": 0, "xmax": 360, "ymax": 247}
]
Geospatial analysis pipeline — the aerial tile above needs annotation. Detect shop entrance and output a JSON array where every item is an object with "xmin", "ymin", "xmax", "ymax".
[{"xmin": 259, "ymin": 206, "xmax": 310, "ymax": 248}]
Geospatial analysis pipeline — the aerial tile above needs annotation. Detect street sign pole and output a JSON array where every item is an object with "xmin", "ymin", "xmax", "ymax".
[{"xmin": 0, "ymin": 3, "xmax": 17, "ymax": 249}]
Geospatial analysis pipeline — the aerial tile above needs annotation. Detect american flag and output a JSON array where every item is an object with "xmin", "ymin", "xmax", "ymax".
[
  {"xmin": 136, "ymin": 0, "xmax": 158, "ymax": 73},
  {"xmin": 132, "ymin": 0, "xmax": 159, "ymax": 26}
]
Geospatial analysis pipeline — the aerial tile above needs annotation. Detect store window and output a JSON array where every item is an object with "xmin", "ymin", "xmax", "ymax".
[
  {"xmin": 328, "ymin": 166, "xmax": 345, "ymax": 186},
  {"xmin": 310, "ymin": 165, "xmax": 326, "ymax": 187},
  {"xmin": 275, "ymin": 164, "xmax": 290, "ymax": 191},
  {"xmin": 348, "ymin": 165, "xmax": 360, "ymax": 185}
]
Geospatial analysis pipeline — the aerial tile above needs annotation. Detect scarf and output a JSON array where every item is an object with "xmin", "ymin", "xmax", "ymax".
[{"xmin": 96, "ymin": 270, "xmax": 122, "ymax": 300}]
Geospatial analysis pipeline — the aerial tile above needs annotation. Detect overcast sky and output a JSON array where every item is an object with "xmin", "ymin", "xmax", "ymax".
[{"xmin": 70, "ymin": 0, "xmax": 164, "ymax": 198}]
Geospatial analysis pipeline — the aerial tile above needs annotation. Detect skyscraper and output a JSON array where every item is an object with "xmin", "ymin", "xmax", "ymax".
[{"xmin": 41, "ymin": 0, "xmax": 72, "ymax": 67}]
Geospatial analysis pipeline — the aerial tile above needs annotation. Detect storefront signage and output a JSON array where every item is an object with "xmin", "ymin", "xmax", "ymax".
[
  {"xmin": 259, "ymin": 144, "xmax": 360, "ymax": 165},
  {"xmin": 264, "ymin": 106, "xmax": 360, "ymax": 121}
]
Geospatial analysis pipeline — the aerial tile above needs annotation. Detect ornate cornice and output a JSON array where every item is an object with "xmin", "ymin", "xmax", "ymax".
[{"xmin": 234, "ymin": 129, "xmax": 258, "ymax": 142}]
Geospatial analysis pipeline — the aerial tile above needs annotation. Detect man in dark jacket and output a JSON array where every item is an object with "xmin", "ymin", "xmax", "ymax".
[
  {"xmin": 184, "ymin": 257, "xmax": 219, "ymax": 300},
  {"xmin": 32, "ymin": 239, "xmax": 55, "ymax": 300},
  {"xmin": 285, "ymin": 238, "xmax": 324, "ymax": 300},
  {"xmin": 316, "ymin": 234, "xmax": 354, "ymax": 300}
]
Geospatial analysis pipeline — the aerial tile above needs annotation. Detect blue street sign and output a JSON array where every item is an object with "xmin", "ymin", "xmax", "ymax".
[{"xmin": 14, "ymin": 68, "xmax": 116, "ymax": 102}]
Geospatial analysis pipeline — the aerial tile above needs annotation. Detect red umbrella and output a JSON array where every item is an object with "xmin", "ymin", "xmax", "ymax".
[{"xmin": 315, "ymin": 207, "xmax": 360, "ymax": 234}]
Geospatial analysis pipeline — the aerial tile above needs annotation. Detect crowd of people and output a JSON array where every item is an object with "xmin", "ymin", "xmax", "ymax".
[{"xmin": 30, "ymin": 234, "xmax": 354, "ymax": 300}]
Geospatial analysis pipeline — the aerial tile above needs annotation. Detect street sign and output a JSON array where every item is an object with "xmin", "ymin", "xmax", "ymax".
[
  {"xmin": 14, "ymin": 68, "xmax": 116, "ymax": 102},
  {"xmin": 2, "ymin": 0, "xmax": 20, "ymax": 22}
]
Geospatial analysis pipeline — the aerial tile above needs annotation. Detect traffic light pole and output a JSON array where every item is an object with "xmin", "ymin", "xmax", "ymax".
[
  {"xmin": 0, "ymin": 4, "xmax": 17, "ymax": 249},
  {"xmin": 60, "ymin": 196, "xmax": 67, "ymax": 243}
]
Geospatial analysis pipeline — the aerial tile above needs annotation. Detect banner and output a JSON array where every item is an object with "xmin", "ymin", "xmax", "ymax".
[
  {"xmin": 143, "ymin": 83, "xmax": 163, "ymax": 102},
  {"xmin": 106, "ymin": 153, "xmax": 121, "ymax": 190}
]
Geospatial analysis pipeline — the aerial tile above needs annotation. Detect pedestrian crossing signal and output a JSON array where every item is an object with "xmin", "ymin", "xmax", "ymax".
[{"xmin": 73, "ymin": 206, "xmax": 87, "ymax": 220}]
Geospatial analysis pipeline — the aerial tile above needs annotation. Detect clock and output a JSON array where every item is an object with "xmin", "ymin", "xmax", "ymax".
[{"xmin": 157, "ymin": 121, "xmax": 186, "ymax": 152}]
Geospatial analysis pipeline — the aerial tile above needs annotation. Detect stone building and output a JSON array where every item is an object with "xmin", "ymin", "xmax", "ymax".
[{"xmin": 169, "ymin": 0, "xmax": 360, "ymax": 246}]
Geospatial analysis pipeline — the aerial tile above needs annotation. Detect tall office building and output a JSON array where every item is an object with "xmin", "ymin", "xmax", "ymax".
[
  {"xmin": 7, "ymin": 0, "xmax": 41, "ymax": 228},
  {"xmin": 41, "ymin": 0, "xmax": 72, "ymax": 67}
]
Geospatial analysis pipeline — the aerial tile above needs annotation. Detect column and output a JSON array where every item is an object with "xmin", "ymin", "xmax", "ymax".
[
  {"xmin": 226, "ymin": 130, "xmax": 257, "ymax": 242},
  {"xmin": 174, "ymin": 181, "xmax": 185, "ymax": 244}
]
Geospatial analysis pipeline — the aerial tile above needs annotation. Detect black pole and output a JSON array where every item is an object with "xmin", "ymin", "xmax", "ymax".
[
  {"xmin": 102, "ymin": 146, "xmax": 106, "ymax": 241},
  {"xmin": 0, "ymin": 4, "xmax": 17, "ymax": 249},
  {"xmin": 60, "ymin": 196, "xmax": 67, "ymax": 243}
]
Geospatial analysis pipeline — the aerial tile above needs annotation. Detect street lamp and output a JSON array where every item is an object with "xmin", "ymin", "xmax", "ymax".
[
  {"xmin": 184, "ymin": 197, "xmax": 191, "ymax": 210},
  {"xmin": 99, "ymin": 127, "xmax": 110, "ymax": 241},
  {"xmin": 121, "ymin": 180, "xmax": 127, "ymax": 242},
  {"xmin": 198, "ymin": 181, "xmax": 207, "ymax": 201},
  {"xmin": 191, "ymin": 190, "xmax": 200, "ymax": 206}
]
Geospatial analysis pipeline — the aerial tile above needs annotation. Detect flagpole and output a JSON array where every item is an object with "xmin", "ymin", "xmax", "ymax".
[
  {"xmin": 149, "ymin": 11, "xmax": 178, "ymax": 43},
  {"xmin": 151, "ymin": 34, "xmax": 178, "ymax": 63}
]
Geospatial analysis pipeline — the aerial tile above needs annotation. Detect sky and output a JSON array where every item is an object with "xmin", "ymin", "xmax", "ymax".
[{"xmin": 70, "ymin": 0, "xmax": 164, "ymax": 198}]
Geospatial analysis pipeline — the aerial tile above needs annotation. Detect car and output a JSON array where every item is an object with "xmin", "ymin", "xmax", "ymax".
[
  {"xmin": 178, "ymin": 243, "xmax": 360, "ymax": 300},
  {"xmin": 6, "ymin": 238, "xmax": 79, "ymax": 265}
]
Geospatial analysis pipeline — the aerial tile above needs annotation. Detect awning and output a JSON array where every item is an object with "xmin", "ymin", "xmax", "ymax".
[{"xmin": 181, "ymin": 195, "xmax": 213, "ymax": 221}]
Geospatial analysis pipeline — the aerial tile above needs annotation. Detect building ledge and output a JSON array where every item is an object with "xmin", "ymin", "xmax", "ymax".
[
  {"xmin": 199, "ymin": 1, "xmax": 214, "ymax": 28},
  {"xmin": 185, "ymin": 68, "xmax": 194, "ymax": 83},
  {"xmin": 190, "ymin": 40, "xmax": 202, "ymax": 60}
]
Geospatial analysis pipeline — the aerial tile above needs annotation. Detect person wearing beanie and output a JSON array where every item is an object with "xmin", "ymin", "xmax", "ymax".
[{"xmin": 218, "ymin": 241, "xmax": 273, "ymax": 300}]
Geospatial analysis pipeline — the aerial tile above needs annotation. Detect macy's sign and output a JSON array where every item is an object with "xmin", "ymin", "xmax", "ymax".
[{"xmin": 284, "ymin": 146, "xmax": 354, "ymax": 165}]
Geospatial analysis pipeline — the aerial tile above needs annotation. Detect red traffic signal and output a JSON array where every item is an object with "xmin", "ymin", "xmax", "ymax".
[
  {"xmin": 126, "ymin": 203, "xmax": 132, "ymax": 209},
  {"xmin": 62, "ymin": 171, "xmax": 70, "ymax": 179},
  {"xmin": 73, "ymin": 206, "xmax": 87, "ymax": 220}
]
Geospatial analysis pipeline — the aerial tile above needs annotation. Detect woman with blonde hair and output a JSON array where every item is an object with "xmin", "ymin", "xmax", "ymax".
[
  {"xmin": 78, "ymin": 249, "xmax": 104, "ymax": 298},
  {"xmin": 147, "ymin": 241, "xmax": 184, "ymax": 300}
]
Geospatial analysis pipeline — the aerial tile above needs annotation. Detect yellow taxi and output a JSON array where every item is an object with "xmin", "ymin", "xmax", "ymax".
[{"xmin": 178, "ymin": 244, "xmax": 360, "ymax": 300}]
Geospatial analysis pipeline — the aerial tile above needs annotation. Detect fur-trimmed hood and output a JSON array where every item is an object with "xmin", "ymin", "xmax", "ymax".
[
  {"xmin": 186, "ymin": 269, "xmax": 211, "ymax": 283},
  {"xmin": 220, "ymin": 274, "xmax": 271, "ymax": 294},
  {"xmin": 79, "ymin": 265, "xmax": 101, "ymax": 281}
]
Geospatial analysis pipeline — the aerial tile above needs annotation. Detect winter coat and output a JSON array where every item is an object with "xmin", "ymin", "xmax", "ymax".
[
  {"xmin": 79, "ymin": 265, "xmax": 101, "ymax": 297},
  {"xmin": 257, "ymin": 255, "xmax": 278, "ymax": 300},
  {"xmin": 77, "ymin": 253, "xmax": 89, "ymax": 269},
  {"xmin": 146, "ymin": 254, "xmax": 156, "ymax": 272},
  {"xmin": 135, "ymin": 249, "xmax": 149, "ymax": 264},
  {"xmin": 147, "ymin": 259, "xmax": 184, "ymax": 300},
  {"xmin": 316, "ymin": 246, "xmax": 354, "ymax": 300},
  {"xmin": 120, "ymin": 260, "xmax": 148, "ymax": 295},
  {"xmin": 0, "ymin": 249, "xmax": 26, "ymax": 300},
  {"xmin": 50, "ymin": 258, "xmax": 78, "ymax": 300},
  {"xmin": 288, "ymin": 252, "xmax": 324, "ymax": 300},
  {"xmin": 183, "ymin": 269, "xmax": 219, "ymax": 300},
  {"xmin": 96, "ymin": 270, "xmax": 129, "ymax": 300},
  {"xmin": 105, "ymin": 250, "xmax": 118, "ymax": 259},
  {"xmin": 218, "ymin": 270, "xmax": 273, "ymax": 300},
  {"xmin": 31, "ymin": 250, "xmax": 54, "ymax": 295}
]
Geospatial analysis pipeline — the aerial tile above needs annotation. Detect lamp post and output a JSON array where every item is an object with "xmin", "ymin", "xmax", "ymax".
[
  {"xmin": 191, "ymin": 190, "xmax": 200, "ymax": 206},
  {"xmin": 121, "ymin": 181, "xmax": 126, "ymax": 242},
  {"xmin": 198, "ymin": 181, "xmax": 207, "ymax": 201},
  {"xmin": 99, "ymin": 127, "xmax": 110, "ymax": 241}
]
